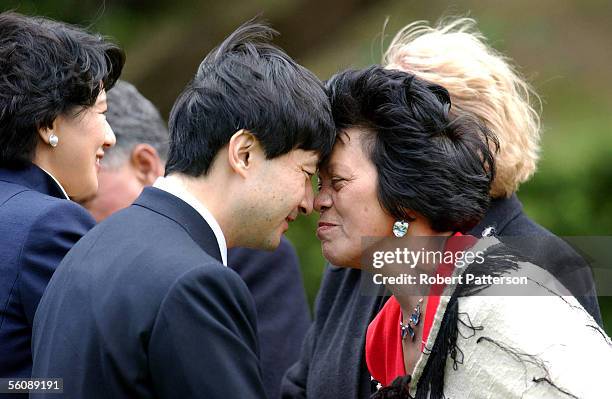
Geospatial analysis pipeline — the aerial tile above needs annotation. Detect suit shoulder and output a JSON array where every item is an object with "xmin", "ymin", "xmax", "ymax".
[
  {"xmin": 2, "ymin": 191, "xmax": 94, "ymax": 268},
  {"xmin": 228, "ymin": 236, "xmax": 300, "ymax": 281},
  {"xmin": 4, "ymin": 188, "xmax": 94, "ymax": 229},
  {"xmin": 160, "ymin": 262, "xmax": 256, "ymax": 317},
  {"xmin": 172, "ymin": 262, "xmax": 251, "ymax": 295},
  {"xmin": 502, "ymin": 211, "xmax": 583, "ymax": 258},
  {"xmin": 229, "ymin": 236, "xmax": 297, "ymax": 262},
  {"xmin": 503, "ymin": 209, "xmax": 558, "ymax": 239},
  {"xmin": 27, "ymin": 198, "xmax": 95, "ymax": 239}
]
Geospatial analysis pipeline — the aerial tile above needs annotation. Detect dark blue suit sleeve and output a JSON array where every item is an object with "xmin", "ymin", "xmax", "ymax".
[
  {"xmin": 229, "ymin": 237, "xmax": 311, "ymax": 399},
  {"xmin": 149, "ymin": 266, "xmax": 267, "ymax": 399},
  {"xmin": 18, "ymin": 200, "xmax": 94, "ymax": 325}
]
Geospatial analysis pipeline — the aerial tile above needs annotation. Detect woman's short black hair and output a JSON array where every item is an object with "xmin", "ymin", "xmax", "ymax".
[
  {"xmin": 0, "ymin": 11, "xmax": 125, "ymax": 167},
  {"xmin": 326, "ymin": 66, "xmax": 498, "ymax": 233},
  {"xmin": 165, "ymin": 19, "xmax": 335, "ymax": 177}
]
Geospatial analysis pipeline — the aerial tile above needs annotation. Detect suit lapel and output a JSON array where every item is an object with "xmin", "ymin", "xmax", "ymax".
[
  {"xmin": 0, "ymin": 163, "xmax": 66, "ymax": 199},
  {"xmin": 133, "ymin": 187, "xmax": 223, "ymax": 264}
]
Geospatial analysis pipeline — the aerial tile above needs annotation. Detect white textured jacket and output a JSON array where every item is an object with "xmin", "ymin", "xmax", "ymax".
[{"xmin": 409, "ymin": 237, "xmax": 612, "ymax": 399}]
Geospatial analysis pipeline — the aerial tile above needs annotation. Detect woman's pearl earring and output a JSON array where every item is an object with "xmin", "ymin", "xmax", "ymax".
[
  {"xmin": 393, "ymin": 220, "xmax": 409, "ymax": 237},
  {"xmin": 49, "ymin": 133, "xmax": 59, "ymax": 148}
]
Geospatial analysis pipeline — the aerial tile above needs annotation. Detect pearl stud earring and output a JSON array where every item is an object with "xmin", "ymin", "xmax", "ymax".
[{"xmin": 49, "ymin": 133, "xmax": 59, "ymax": 148}]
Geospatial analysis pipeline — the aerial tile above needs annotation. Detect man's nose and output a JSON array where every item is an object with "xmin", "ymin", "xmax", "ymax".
[{"xmin": 299, "ymin": 181, "xmax": 314, "ymax": 215}]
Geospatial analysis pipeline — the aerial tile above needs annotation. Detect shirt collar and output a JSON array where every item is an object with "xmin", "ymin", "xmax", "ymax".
[
  {"xmin": 153, "ymin": 175, "xmax": 228, "ymax": 266},
  {"xmin": 39, "ymin": 166, "xmax": 70, "ymax": 199}
]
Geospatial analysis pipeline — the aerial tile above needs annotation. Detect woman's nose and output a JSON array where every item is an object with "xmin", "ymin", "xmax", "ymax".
[
  {"xmin": 314, "ymin": 188, "xmax": 332, "ymax": 213},
  {"xmin": 103, "ymin": 123, "xmax": 116, "ymax": 148}
]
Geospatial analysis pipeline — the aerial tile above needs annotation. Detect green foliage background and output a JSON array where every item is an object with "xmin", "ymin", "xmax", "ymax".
[{"xmin": 3, "ymin": 0, "xmax": 610, "ymax": 332}]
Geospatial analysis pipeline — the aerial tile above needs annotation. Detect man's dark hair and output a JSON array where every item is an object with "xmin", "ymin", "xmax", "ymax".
[
  {"xmin": 326, "ymin": 66, "xmax": 498, "ymax": 233},
  {"xmin": 0, "ymin": 11, "xmax": 125, "ymax": 167},
  {"xmin": 165, "ymin": 19, "xmax": 335, "ymax": 177},
  {"xmin": 105, "ymin": 80, "xmax": 169, "ymax": 167}
]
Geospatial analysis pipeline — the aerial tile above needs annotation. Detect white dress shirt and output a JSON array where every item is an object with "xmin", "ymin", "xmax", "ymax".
[{"xmin": 153, "ymin": 175, "xmax": 228, "ymax": 266}]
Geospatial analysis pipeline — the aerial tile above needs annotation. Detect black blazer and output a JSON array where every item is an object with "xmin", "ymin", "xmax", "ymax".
[
  {"xmin": 281, "ymin": 194, "xmax": 602, "ymax": 399},
  {"xmin": 0, "ymin": 164, "xmax": 94, "ymax": 383},
  {"xmin": 31, "ymin": 187, "xmax": 266, "ymax": 398}
]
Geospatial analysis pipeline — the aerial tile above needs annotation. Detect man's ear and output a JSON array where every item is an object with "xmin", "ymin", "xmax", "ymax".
[
  {"xmin": 129, "ymin": 144, "xmax": 164, "ymax": 185},
  {"xmin": 227, "ymin": 129, "xmax": 258, "ymax": 178}
]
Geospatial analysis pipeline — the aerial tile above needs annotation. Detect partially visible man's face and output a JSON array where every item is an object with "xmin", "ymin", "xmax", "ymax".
[
  {"xmin": 81, "ymin": 161, "xmax": 148, "ymax": 222},
  {"xmin": 236, "ymin": 148, "xmax": 319, "ymax": 250}
]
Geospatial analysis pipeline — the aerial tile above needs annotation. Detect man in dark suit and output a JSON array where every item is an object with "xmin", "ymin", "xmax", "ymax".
[
  {"xmin": 31, "ymin": 20, "xmax": 334, "ymax": 399},
  {"xmin": 80, "ymin": 80, "xmax": 311, "ymax": 399}
]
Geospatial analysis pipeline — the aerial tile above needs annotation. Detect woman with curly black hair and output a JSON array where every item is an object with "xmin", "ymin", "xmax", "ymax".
[
  {"xmin": 288, "ymin": 65, "xmax": 612, "ymax": 398},
  {"xmin": 0, "ymin": 11, "xmax": 124, "ymax": 381}
]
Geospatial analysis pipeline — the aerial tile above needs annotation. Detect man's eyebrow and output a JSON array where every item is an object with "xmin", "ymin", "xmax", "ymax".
[{"xmin": 305, "ymin": 156, "xmax": 318, "ymax": 169}]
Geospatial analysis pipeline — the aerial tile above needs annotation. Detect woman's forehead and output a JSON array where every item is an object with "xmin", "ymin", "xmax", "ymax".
[
  {"xmin": 334, "ymin": 129, "xmax": 370, "ymax": 157},
  {"xmin": 322, "ymin": 137, "xmax": 372, "ymax": 174}
]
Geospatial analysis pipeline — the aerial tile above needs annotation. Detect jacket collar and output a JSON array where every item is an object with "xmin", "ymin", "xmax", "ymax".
[
  {"xmin": 133, "ymin": 186, "xmax": 223, "ymax": 264},
  {"xmin": 0, "ymin": 163, "xmax": 66, "ymax": 199},
  {"xmin": 470, "ymin": 194, "xmax": 524, "ymax": 237}
]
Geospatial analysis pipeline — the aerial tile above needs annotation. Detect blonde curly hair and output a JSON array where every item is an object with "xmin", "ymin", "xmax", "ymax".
[{"xmin": 383, "ymin": 17, "xmax": 541, "ymax": 198}]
